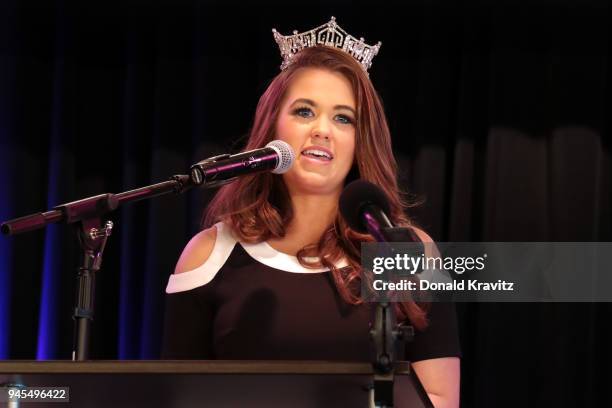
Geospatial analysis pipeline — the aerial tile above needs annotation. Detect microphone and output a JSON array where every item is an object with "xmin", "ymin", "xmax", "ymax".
[
  {"xmin": 339, "ymin": 180, "xmax": 393, "ymax": 242},
  {"xmin": 190, "ymin": 140, "xmax": 295, "ymax": 187},
  {"xmin": 339, "ymin": 180, "xmax": 419, "ymax": 243},
  {"xmin": 340, "ymin": 180, "xmax": 422, "ymax": 376},
  {"xmin": 1, "ymin": 140, "xmax": 293, "ymax": 235}
]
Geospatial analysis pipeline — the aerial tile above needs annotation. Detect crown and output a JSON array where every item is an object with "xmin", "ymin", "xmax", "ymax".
[{"xmin": 272, "ymin": 17, "xmax": 382, "ymax": 73}]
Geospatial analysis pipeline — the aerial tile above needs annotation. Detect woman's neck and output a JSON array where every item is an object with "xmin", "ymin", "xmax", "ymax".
[{"xmin": 267, "ymin": 192, "xmax": 339, "ymax": 255}]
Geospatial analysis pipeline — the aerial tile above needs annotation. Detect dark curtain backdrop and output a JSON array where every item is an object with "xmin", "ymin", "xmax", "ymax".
[{"xmin": 1, "ymin": 0, "xmax": 610, "ymax": 406}]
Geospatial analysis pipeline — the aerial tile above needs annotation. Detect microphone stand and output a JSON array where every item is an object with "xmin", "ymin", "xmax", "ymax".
[
  {"xmin": 1, "ymin": 175, "xmax": 193, "ymax": 361},
  {"xmin": 365, "ymin": 222, "xmax": 433, "ymax": 408}
]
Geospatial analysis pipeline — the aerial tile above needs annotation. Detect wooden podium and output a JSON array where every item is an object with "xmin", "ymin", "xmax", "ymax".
[{"xmin": 0, "ymin": 360, "xmax": 431, "ymax": 407}]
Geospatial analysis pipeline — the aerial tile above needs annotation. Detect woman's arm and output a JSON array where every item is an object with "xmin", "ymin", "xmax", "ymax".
[
  {"xmin": 412, "ymin": 357, "xmax": 460, "ymax": 408},
  {"xmin": 174, "ymin": 226, "xmax": 217, "ymax": 274}
]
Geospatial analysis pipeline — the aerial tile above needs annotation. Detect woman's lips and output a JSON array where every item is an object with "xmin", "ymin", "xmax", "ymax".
[
  {"xmin": 300, "ymin": 154, "xmax": 333, "ymax": 165},
  {"xmin": 301, "ymin": 146, "xmax": 334, "ymax": 159}
]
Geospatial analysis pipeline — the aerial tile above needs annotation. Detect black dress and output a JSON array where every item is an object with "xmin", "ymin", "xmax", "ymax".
[{"xmin": 162, "ymin": 222, "xmax": 461, "ymax": 361}]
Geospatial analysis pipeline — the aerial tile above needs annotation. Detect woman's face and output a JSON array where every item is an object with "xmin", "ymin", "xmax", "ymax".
[{"xmin": 276, "ymin": 67, "xmax": 357, "ymax": 196}]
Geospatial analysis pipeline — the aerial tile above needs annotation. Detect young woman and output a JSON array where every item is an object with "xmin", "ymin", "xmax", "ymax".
[{"xmin": 162, "ymin": 42, "xmax": 460, "ymax": 407}]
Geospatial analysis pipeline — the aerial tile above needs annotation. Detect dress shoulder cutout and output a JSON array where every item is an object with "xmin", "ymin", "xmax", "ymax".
[{"xmin": 165, "ymin": 222, "xmax": 236, "ymax": 294}]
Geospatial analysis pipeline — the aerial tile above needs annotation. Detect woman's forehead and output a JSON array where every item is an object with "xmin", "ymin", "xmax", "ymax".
[{"xmin": 284, "ymin": 67, "xmax": 356, "ymax": 108}]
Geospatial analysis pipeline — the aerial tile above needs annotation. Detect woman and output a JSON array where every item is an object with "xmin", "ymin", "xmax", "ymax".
[{"xmin": 162, "ymin": 38, "xmax": 460, "ymax": 407}]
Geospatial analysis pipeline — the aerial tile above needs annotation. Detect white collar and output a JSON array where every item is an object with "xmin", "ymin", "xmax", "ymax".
[{"xmin": 240, "ymin": 240, "xmax": 349, "ymax": 274}]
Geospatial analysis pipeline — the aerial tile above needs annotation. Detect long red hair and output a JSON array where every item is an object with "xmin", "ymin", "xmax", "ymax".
[{"xmin": 204, "ymin": 46, "xmax": 428, "ymax": 329}]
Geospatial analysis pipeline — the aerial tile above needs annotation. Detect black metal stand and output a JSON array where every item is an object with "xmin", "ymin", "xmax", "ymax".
[
  {"xmin": 71, "ymin": 218, "xmax": 113, "ymax": 361},
  {"xmin": 369, "ymin": 300, "xmax": 416, "ymax": 407},
  {"xmin": 1, "ymin": 175, "xmax": 194, "ymax": 361},
  {"xmin": 366, "ymin": 226, "xmax": 432, "ymax": 408}
]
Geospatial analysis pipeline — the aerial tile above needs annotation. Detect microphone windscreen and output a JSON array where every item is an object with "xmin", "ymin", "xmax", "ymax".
[
  {"xmin": 339, "ymin": 180, "xmax": 392, "ymax": 233},
  {"xmin": 267, "ymin": 140, "xmax": 295, "ymax": 174}
]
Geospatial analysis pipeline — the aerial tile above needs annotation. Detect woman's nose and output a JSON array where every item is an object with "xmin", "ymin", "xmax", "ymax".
[{"xmin": 311, "ymin": 117, "xmax": 331, "ymax": 141}]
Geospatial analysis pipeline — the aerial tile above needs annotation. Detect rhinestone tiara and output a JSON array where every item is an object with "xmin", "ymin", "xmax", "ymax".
[{"xmin": 272, "ymin": 17, "xmax": 382, "ymax": 73}]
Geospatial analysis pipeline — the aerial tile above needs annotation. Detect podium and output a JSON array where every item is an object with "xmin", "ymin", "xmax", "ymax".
[{"xmin": 0, "ymin": 360, "xmax": 431, "ymax": 407}]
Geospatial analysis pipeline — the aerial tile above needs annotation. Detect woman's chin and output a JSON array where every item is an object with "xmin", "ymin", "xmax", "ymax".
[{"xmin": 284, "ymin": 173, "xmax": 343, "ymax": 196}]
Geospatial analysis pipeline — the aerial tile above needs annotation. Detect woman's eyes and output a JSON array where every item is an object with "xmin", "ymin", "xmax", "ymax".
[
  {"xmin": 335, "ymin": 114, "xmax": 354, "ymax": 125},
  {"xmin": 292, "ymin": 107, "xmax": 354, "ymax": 125},
  {"xmin": 293, "ymin": 107, "xmax": 314, "ymax": 118}
]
